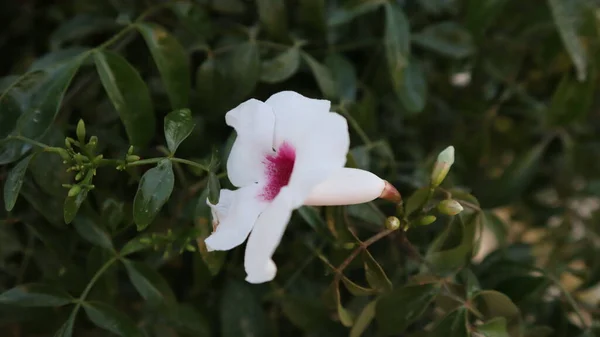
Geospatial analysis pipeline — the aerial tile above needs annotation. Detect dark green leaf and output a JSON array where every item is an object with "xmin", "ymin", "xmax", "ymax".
[
  {"xmin": 412, "ymin": 22, "xmax": 474, "ymax": 59},
  {"xmin": 465, "ymin": 0, "xmax": 509, "ymax": 38},
  {"xmin": 260, "ymin": 47, "xmax": 300, "ymax": 83},
  {"xmin": 166, "ymin": 303, "xmax": 211, "ymax": 336},
  {"xmin": 397, "ymin": 58, "xmax": 427, "ymax": 114},
  {"xmin": 101, "ymin": 198, "xmax": 124, "ymax": 231},
  {"xmin": 17, "ymin": 60, "xmax": 82, "ymax": 140},
  {"xmin": 54, "ymin": 309, "xmax": 77, "ymax": 337},
  {"xmin": 548, "ymin": 70, "xmax": 595, "ymax": 125},
  {"xmin": 298, "ymin": 206, "xmax": 334, "ymax": 241},
  {"xmin": 0, "ymin": 92, "xmax": 23, "ymax": 140},
  {"xmin": 122, "ymin": 259, "xmax": 176, "ymax": 306},
  {"xmin": 164, "ymin": 108, "xmax": 195, "ymax": 154},
  {"xmin": 256, "ymin": 0, "xmax": 288, "ymax": 40},
  {"xmin": 328, "ymin": 0, "xmax": 385, "ymax": 26},
  {"xmin": 220, "ymin": 279, "xmax": 267, "ymax": 337},
  {"xmin": 196, "ymin": 56, "xmax": 227, "ymax": 112},
  {"xmin": 482, "ymin": 210, "xmax": 507, "ymax": 247},
  {"xmin": 50, "ymin": 15, "xmax": 117, "ymax": 49},
  {"xmin": 29, "ymin": 47, "xmax": 90, "ymax": 71},
  {"xmin": 425, "ymin": 212, "xmax": 478, "ymax": 274},
  {"xmin": 350, "ymin": 300, "xmax": 377, "ymax": 337},
  {"xmin": 93, "ymin": 50, "xmax": 155, "ymax": 147},
  {"xmin": 137, "ymin": 23, "xmax": 190, "ymax": 110},
  {"xmin": 376, "ymin": 283, "xmax": 439, "ymax": 335},
  {"xmin": 384, "ymin": 2, "xmax": 410, "ymax": 99},
  {"xmin": 363, "ymin": 250, "xmax": 392, "ymax": 292},
  {"xmin": 226, "ymin": 42, "xmax": 260, "ymax": 100},
  {"xmin": 430, "ymin": 308, "xmax": 469, "ymax": 337},
  {"xmin": 0, "ymin": 283, "xmax": 72, "ymax": 307},
  {"xmin": 331, "ymin": 281, "xmax": 354, "ymax": 327},
  {"xmin": 82, "ymin": 301, "xmax": 143, "ymax": 337},
  {"xmin": 280, "ymin": 295, "xmax": 332, "ymax": 332},
  {"xmin": 325, "ymin": 53, "xmax": 357, "ymax": 102},
  {"xmin": 405, "ymin": 187, "xmax": 431, "ymax": 216},
  {"xmin": 63, "ymin": 188, "xmax": 89, "ymax": 225},
  {"xmin": 477, "ymin": 317, "xmax": 509, "ymax": 337},
  {"xmin": 120, "ymin": 236, "xmax": 152, "ymax": 257},
  {"xmin": 548, "ymin": 0, "xmax": 587, "ymax": 81},
  {"xmin": 474, "ymin": 290, "xmax": 520, "ymax": 320},
  {"xmin": 342, "ymin": 276, "xmax": 377, "ymax": 296},
  {"xmin": 4, "ymin": 154, "xmax": 32, "ymax": 211},
  {"xmin": 302, "ymin": 52, "xmax": 337, "ymax": 100},
  {"xmin": 133, "ymin": 159, "xmax": 175, "ymax": 230},
  {"xmin": 73, "ymin": 216, "xmax": 113, "ymax": 250}
]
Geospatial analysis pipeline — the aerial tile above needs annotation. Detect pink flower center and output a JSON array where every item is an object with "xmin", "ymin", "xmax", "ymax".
[{"xmin": 261, "ymin": 142, "xmax": 296, "ymax": 201}]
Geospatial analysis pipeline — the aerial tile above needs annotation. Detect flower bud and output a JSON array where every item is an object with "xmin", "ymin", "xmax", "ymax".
[
  {"xmin": 418, "ymin": 215, "xmax": 437, "ymax": 226},
  {"xmin": 438, "ymin": 199, "xmax": 463, "ymax": 216},
  {"xmin": 431, "ymin": 146, "xmax": 455, "ymax": 187},
  {"xmin": 385, "ymin": 216, "xmax": 401, "ymax": 230},
  {"xmin": 88, "ymin": 136, "xmax": 98, "ymax": 148},
  {"xmin": 56, "ymin": 148, "xmax": 71, "ymax": 161},
  {"xmin": 68, "ymin": 185, "xmax": 81, "ymax": 197},
  {"xmin": 76, "ymin": 119, "xmax": 86, "ymax": 143},
  {"xmin": 127, "ymin": 155, "xmax": 141, "ymax": 162},
  {"xmin": 128, "ymin": 145, "xmax": 134, "ymax": 155}
]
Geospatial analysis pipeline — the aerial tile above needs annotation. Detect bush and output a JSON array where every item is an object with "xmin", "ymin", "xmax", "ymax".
[{"xmin": 1, "ymin": 0, "xmax": 599, "ymax": 336}]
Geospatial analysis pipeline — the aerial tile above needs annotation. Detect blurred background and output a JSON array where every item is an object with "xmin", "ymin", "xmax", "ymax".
[{"xmin": 1, "ymin": 0, "xmax": 600, "ymax": 336}]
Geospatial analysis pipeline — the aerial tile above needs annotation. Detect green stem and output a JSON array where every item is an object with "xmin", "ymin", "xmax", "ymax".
[
  {"xmin": 6, "ymin": 135, "xmax": 52, "ymax": 150},
  {"xmin": 126, "ymin": 157, "xmax": 164, "ymax": 167},
  {"xmin": 170, "ymin": 157, "xmax": 209, "ymax": 172},
  {"xmin": 70, "ymin": 255, "xmax": 118, "ymax": 320}
]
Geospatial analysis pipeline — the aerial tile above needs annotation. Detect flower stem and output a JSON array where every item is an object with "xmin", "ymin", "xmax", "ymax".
[
  {"xmin": 334, "ymin": 228, "xmax": 396, "ymax": 281},
  {"xmin": 170, "ymin": 157, "xmax": 209, "ymax": 172},
  {"xmin": 6, "ymin": 135, "xmax": 51, "ymax": 150}
]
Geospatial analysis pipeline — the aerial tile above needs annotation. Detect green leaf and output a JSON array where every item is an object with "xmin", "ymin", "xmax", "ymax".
[
  {"xmin": 120, "ymin": 236, "xmax": 151, "ymax": 257},
  {"xmin": 328, "ymin": 0, "xmax": 385, "ymax": 26},
  {"xmin": 325, "ymin": 53, "xmax": 357, "ymax": 102},
  {"xmin": 331, "ymin": 281, "xmax": 354, "ymax": 327},
  {"xmin": 465, "ymin": 0, "xmax": 509, "ymax": 38},
  {"xmin": 63, "ymin": 188, "xmax": 89, "ymax": 225},
  {"xmin": 220, "ymin": 279, "xmax": 267, "ymax": 337},
  {"xmin": 425, "ymin": 212, "xmax": 478, "ymax": 274},
  {"xmin": 376, "ymin": 283, "xmax": 439, "ymax": 335},
  {"xmin": 405, "ymin": 187, "xmax": 431, "ymax": 216},
  {"xmin": 50, "ymin": 14, "xmax": 117, "ymax": 49},
  {"xmin": 0, "ymin": 283, "xmax": 72, "ymax": 307},
  {"xmin": 412, "ymin": 22, "xmax": 474, "ymax": 59},
  {"xmin": 73, "ymin": 216, "xmax": 113, "ymax": 250},
  {"xmin": 280, "ymin": 295, "xmax": 333, "ymax": 332},
  {"xmin": 93, "ymin": 50, "xmax": 155, "ymax": 147},
  {"xmin": 298, "ymin": 206, "xmax": 334, "ymax": 241},
  {"xmin": 477, "ymin": 317, "xmax": 509, "ymax": 337},
  {"xmin": 164, "ymin": 108, "xmax": 195, "ymax": 154},
  {"xmin": 226, "ymin": 42, "xmax": 260, "ymax": 100},
  {"xmin": 196, "ymin": 56, "xmax": 227, "ymax": 112},
  {"xmin": 341, "ymin": 276, "xmax": 377, "ymax": 296},
  {"xmin": 548, "ymin": 0, "xmax": 587, "ymax": 81},
  {"xmin": 101, "ymin": 198, "xmax": 124, "ymax": 231},
  {"xmin": 133, "ymin": 159, "xmax": 175, "ymax": 230},
  {"xmin": 397, "ymin": 58, "xmax": 427, "ymax": 114},
  {"xmin": 122, "ymin": 259, "xmax": 176, "ymax": 306},
  {"xmin": 256, "ymin": 0, "xmax": 288, "ymax": 40},
  {"xmin": 260, "ymin": 47, "xmax": 300, "ymax": 83},
  {"xmin": 430, "ymin": 308, "xmax": 469, "ymax": 337},
  {"xmin": 0, "ymin": 92, "xmax": 22, "ymax": 140},
  {"xmin": 4, "ymin": 154, "xmax": 33, "ymax": 211},
  {"xmin": 137, "ymin": 23, "xmax": 190, "ymax": 110},
  {"xmin": 302, "ymin": 52, "xmax": 337, "ymax": 100},
  {"xmin": 17, "ymin": 60, "xmax": 82, "ymax": 140},
  {"xmin": 363, "ymin": 250, "xmax": 392, "ymax": 292},
  {"xmin": 384, "ymin": 2, "xmax": 410, "ymax": 98},
  {"xmin": 29, "ymin": 47, "xmax": 90, "ymax": 71},
  {"xmin": 473, "ymin": 290, "xmax": 520, "ymax": 320},
  {"xmin": 166, "ymin": 303, "xmax": 212, "ymax": 336},
  {"xmin": 54, "ymin": 309, "xmax": 77, "ymax": 337},
  {"xmin": 350, "ymin": 300, "xmax": 377, "ymax": 337},
  {"xmin": 82, "ymin": 301, "xmax": 143, "ymax": 337},
  {"xmin": 481, "ymin": 210, "xmax": 507, "ymax": 247},
  {"xmin": 548, "ymin": 70, "xmax": 595, "ymax": 125}
]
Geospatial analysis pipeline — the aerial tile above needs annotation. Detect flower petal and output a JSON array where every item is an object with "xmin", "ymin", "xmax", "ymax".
[
  {"xmin": 244, "ymin": 187, "xmax": 294, "ymax": 283},
  {"xmin": 205, "ymin": 184, "xmax": 268, "ymax": 251},
  {"xmin": 226, "ymin": 99, "xmax": 275, "ymax": 188},
  {"xmin": 304, "ymin": 168, "xmax": 386, "ymax": 206},
  {"xmin": 265, "ymin": 91, "xmax": 350, "ymax": 206}
]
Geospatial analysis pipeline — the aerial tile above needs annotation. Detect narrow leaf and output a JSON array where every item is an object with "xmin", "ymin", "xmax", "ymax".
[
  {"xmin": 363, "ymin": 250, "xmax": 392, "ymax": 292},
  {"xmin": 133, "ymin": 159, "xmax": 175, "ymax": 230},
  {"xmin": 376, "ymin": 283, "xmax": 439, "ymax": 335},
  {"xmin": 325, "ymin": 53, "xmax": 357, "ymax": 102},
  {"xmin": 302, "ymin": 52, "xmax": 337, "ymax": 100},
  {"xmin": 73, "ymin": 216, "xmax": 113, "ymax": 250},
  {"xmin": 220, "ymin": 279, "xmax": 267, "ymax": 337},
  {"xmin": 548, "ymin": 0, "xmax": 587, "ymax": 81},
  {"xmin": 350, "ymin": 300, "xmax": 377, "ymax": 337},
  {"xmin": 93, "ymin": 50, "xmax": 155, "ymax": 147},
  {"xmin": 123, "ymin": 259, "xmax": 176, "ymax": 306},
  {"xmin": 137, "ymin": 23, "xmax": 190, "ymax": 109},
  {"xmin": 260, "ymin": 47, "xmax": 300, "ymax": 83},
  {"xmin": 54, "ymin": 309, "xmax": 78, "ymax": 337},
  {"xmin": 83, "ymin": 301, "xmax": 143, "ymax": 337},
  {"xmin": 4, "ymin": 154, "xmax": 33, "ymax": 211},
  {"xmin": 164, "ymin": 108, "xmax": 195, "ymax": 154},
  {"xmin": 63, "ymin": 189, "xmax": 88, "ymax": 224},
  {"xmin": 0, "ymin": 283, "xmax": 72, "ymax": 307},
  {"xmin": 256, "ymin": 0, "xmax": 288, "ymax": 40}
]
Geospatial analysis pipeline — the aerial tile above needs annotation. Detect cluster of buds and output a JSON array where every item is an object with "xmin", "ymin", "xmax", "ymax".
[
  {"xmin": 116, "ymin": 145, "xmax": 141, "ymax": 171},
  {"xmin": 60, "ymin": 120, "xmax": 101, "ymax": 197}
]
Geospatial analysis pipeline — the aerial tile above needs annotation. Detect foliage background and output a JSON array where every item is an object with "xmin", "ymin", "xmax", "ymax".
[{"xmin": 1, "ymin": 0, "xmax": 600, "ymax": 336}]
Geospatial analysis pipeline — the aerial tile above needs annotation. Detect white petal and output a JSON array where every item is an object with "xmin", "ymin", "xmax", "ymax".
[
  {"xmin": 244, "ymin": 187, "xmax": 294, "ymax": 283},
  {"xmin": 303, "ymin": 168, "xmax": 386, "ymax": 206},
  {"xmin": 225, "ymin": 99, "xmax": 275, "ymax": 188},
  {"xmin": 265, "ymin": 91, "xmax": 350, "ymax": 206},
  {"xmin": 205, "ymin": 184, "xmax": 268, "ymax": 251}
]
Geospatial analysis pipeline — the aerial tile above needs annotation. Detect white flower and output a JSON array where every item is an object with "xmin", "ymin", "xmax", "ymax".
[{"xmin": 205, "ymin": 91, "xmax": 400, "ymax": 284}]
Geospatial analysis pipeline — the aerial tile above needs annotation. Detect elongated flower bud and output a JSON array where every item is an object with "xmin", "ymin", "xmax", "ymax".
[
  {"xmin": 438, "ymin": 199, "xmax": 463, "ymax": 216},
  {"xmin": 431, "ymin": 146, "xmax": 455, "ymax": 187},
  {"xmin": 76, "ymin": 119, "xmax": 86, "ymax": 143}
]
